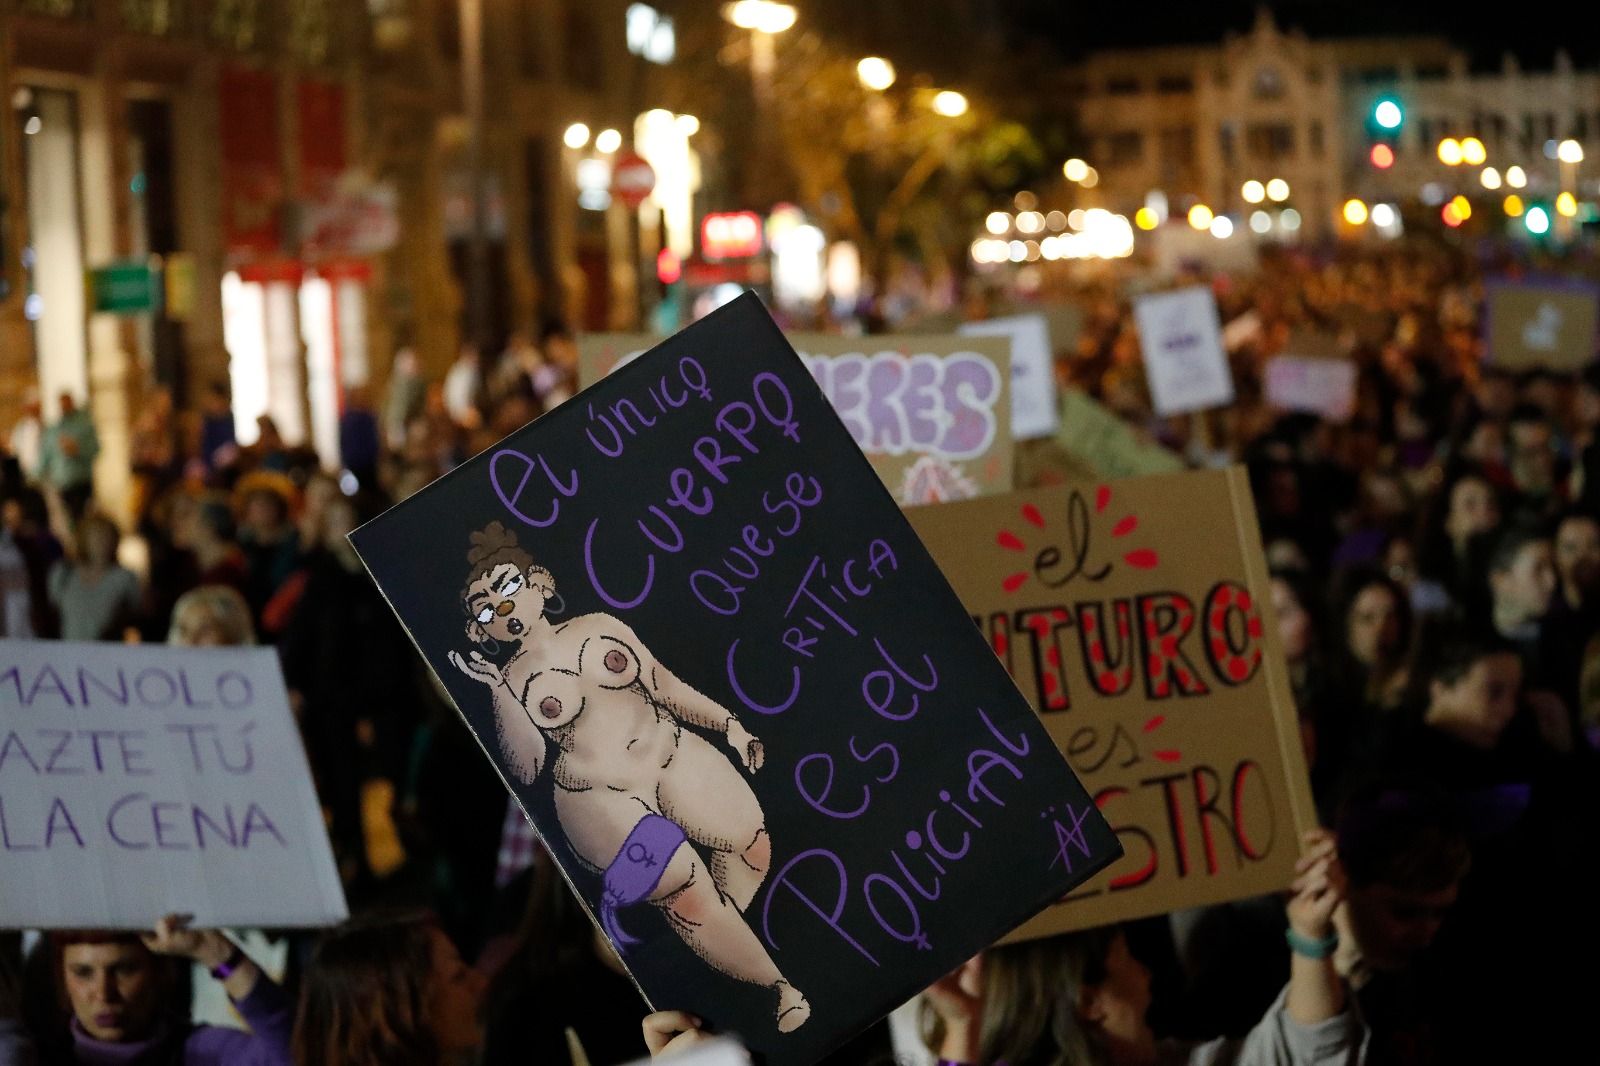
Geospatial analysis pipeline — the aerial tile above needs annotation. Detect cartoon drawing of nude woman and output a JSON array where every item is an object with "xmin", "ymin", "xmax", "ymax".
[{"xmin": 447, "ymin": 521, "xmax": 811, "ymax": 1033}]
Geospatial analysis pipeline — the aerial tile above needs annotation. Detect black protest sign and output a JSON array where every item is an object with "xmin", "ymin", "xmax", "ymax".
[{"xmin": 350, "ymin": 294, "xmax": 1119, "ymax": 1066}]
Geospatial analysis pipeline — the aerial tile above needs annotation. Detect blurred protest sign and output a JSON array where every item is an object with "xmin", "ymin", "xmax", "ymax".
[
  {"xmin": 0, "ymin": 640, "xmax": 347, "ymax": 929},
  {"xmin": 1133, "ymin": 287, "xmax": 1234, "ymax": 416},
  {"xmin": 1056, "ymin": 391, "xmax": 1185, "ymax": 481},
  {"xmin": 352, "ymin": 294, "xmax": 1119, "ymax": 1066},
  {"xmin": 1264, "ymin": 356, "xmax": 1358, "ymax": 422},
  {"xmin": 580, "ymin": 331, "xmax": 1015, "ymax": 506},
  {"xmin": 960, "ymin": 313, "xmax": 1060, "ymax": 440},
  {"xmin": 1485, "ymin": 278, "xmax": 1600, "ymax": 372},
  {"xmin": 908, "ymin": 468, "xmax": 1316, "ymax": 936}
]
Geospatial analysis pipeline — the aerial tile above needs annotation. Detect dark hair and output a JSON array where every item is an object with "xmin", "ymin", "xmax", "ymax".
[
  {"xmin": 1581, "ymin": 362, "xmax": 1600, "ymax": 393},
  {"xmin": 1487, "ymin": 520, "xmax": 1550, "ymax": 576},
  {"xmin": 1334, "ymin": 568, "xmax": 1412, "ymax": 654},
  {"xmin": 1506, "ymin": 403, "xmax": 1549, "ymax": 432},
  {"xmin": 293, "ymin": 912, "xmax": 442, "ymax": 1066},
  {"xmin": 539, "ymin": 319, "xmax": 572, "ymax": 345},
  {"xmin": 1424, "ymin": 627, "xmax": 1519, "ymax": 688},
  {"xmin": 1337, "ymin": 788, "xmax": 1472, "ymax": 893}
]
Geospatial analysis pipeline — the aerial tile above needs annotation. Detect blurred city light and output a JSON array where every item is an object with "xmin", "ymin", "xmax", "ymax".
[
  {"xmin": 675, "ymin": 114, "xmax": 700, "ymax": 136},
  {"xmin": 563, "ymin": 123, "xmax": 591, "ymax": 149},
  {"xmin": 985, "ymin": 211, "xmax": 1011, "ymax": 235},
  {"xmin": 1242, "ymin": 180, "xmax": 1265, "ymax": 204},
  {"xmin": 1188, "ymin": 204, "xmax": 1214, "ymax": 230},
  {"xmin": 1014, "ymin": 190, "xmax": 1038, "ymax": 210},
  {"xmin": 1526, "ymin": 205, "xmax": 1552, "ymax": 234},
  {"xmin": 1249, "ymin": 210, "xmax": 1272, "ymax": 234},
  {"xmin": 857, "ymin": 57, "xmax": 896, "ymax": 91},
  {"xmin": 725, "ymin": 1, "xmax": 797, "ymax": 33},
  {"xmin": 1480, "ymin": 166, "xmax": 1502, "ymax": 190},
  {"xmin": 1557, "ymin": 191, "xmax": 1579, "ymax": 217},
  {"xmin": 1373, "ymin": 98, "xmax": 1404, "ymax": 130},
  {"xmin": 1016, "ymin": 210, "xmax": 1045, "ymax": 234},
  {"xmin": 1135, "ymin": 207, "xmax": 1159, "ymax": 230},
  {"xmin": 1370, "ymin": 144, "xmax": 1395, "ymax": 169},
  {"xmin": 1371, "ymin": 203, "xmax": 1397, "ymax": 228},
  {"xmin": 931, "ymin": 91, "xmax": 968, "ymax": 117},
  {"xmin": 1210, "ymin": 215, "xmax": 1234, "ymax": 239},
  {"xmin": 1280, "ymin": 209, "xmax": 1302, "ymax": 231},
  {"xmin": 1080, "ymin": 166, "xmax": 1100, "ymax": 188},
  {"xmin": 1559, "ymin": 139, "xmax": 1585, "ymax": 164},
  {"xmin": 1460, "ymin": 137, "xmax": 1486, "ymax": 166},
  {"xmin": 1067, "ymin": 209, "xmax": 1086, "ymax": 230},
  {"xmin": 1437, "ymin": 138, "xmax": 1463, "ymax": 166},
  {"xmin": 1266, "ymin": 179, "xmax": 1290, "ymax": 202},
  {"xmin": 1450, "ymin": 194, "xmax": 1471, "ymax": 220},
  {"xmin": 595, "ymin": 128, "xmax": 622, "ymax": 154},
  {"xmin": 1064, "ymin": 158, "xmax": 1089, "ymax": 182},
  {"xmin": 1503, "ymin": 194, "xmax": 1525, "ymax": 217},
  {"xmin": 1506, "ymin": 166, "xmax": 1528, "ymax": 188},
  {"xmin": 1045, "ymin": 210, "xmax": 1068, "ymax": 231},
  {"xmin": 1343, "ymin": 199, "xmax": 1369, "ymax": 225}
]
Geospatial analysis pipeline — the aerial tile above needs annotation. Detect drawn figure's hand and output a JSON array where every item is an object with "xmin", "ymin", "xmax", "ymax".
[
  {"xmin": 449, "ymin": 649, "xmax": 503, "ymax": 688},
  {"xmin": 726, "ymin": 719, "xmax": 764, "ymax": 773}
]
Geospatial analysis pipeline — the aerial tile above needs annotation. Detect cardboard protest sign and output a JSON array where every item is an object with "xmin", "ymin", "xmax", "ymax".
[
  {"xmin": 350, "ymin": 294, "xmax": 1120, "ymax": 1066},
  {"xmin": 907, "ymin": 469, "xmax": 1316, "ymax": 937},
  {"xmin": 1264, "ymin": 356, "xmax": 1358, "ymax": 422},
  {"xmin": 1133, "ymin": 287, "xmax": 1235, "ymax": 416},
  {"xmin": 1056, "ymin": 391, "xmax": 1185, "ymax": 481},
  {"xmin": 580, "ymin": 332, "xmax": 1016, "ymax": 506},
  {"xmin": 959, "ymin": 313, "xmax": 1060, "ymax": 440},
  {"xmin": 1485, "ymin": 278, "xmax": 1600, "ymax": 372},
  {"xmin": 0, "ymin": 640, "xmax": 347, "ymax": 929}
]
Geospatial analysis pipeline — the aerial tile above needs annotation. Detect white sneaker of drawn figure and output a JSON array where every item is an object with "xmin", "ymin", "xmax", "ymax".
[{"xmin": 775, "ymin": 980, "xmax": 812, "ymax": 1033}]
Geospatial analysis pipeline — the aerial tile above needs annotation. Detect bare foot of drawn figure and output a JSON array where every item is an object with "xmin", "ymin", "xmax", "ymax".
[{"xmin": 448, "ymin": 521, "xmax": 811, "ymax": 1034}]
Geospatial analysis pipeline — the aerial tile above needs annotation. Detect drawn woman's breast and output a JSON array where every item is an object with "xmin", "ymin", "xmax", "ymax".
[
  {"xmin": 580, "ymin": 634, "xmax": 643, "ymax": 689},
  {"xmin": 522, "ymin": 668, "xmax": 584, "ymax": 726}
]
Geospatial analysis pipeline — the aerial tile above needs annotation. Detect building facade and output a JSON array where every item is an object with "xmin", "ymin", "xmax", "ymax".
[
  {"xmin": 0, "ymin": 0, "xmax": 672, "ymax": 518},
  {"xmin": 1067, "ymin": 10, "xmax": 1600, "ymax": 238}
]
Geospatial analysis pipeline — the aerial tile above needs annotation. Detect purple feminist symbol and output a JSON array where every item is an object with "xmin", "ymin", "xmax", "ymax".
[{"xmin": 599, "ymin": 814, "xmax": 687, "ymax": 950}]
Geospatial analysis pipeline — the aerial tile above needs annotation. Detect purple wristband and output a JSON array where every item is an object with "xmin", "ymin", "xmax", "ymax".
[{"xmin": 209, "ymin": 945, "xmax": 245, "ymax": 981}]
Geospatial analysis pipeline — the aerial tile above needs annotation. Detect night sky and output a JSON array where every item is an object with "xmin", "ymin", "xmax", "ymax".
[{"xmin": 1009, "ymin": 0, "xmax": 1600, "ymax": 69}]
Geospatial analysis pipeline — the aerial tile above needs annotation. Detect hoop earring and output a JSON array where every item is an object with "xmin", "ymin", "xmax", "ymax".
[
  {"xmin": 476, "ymin": 625, "xmax": 502, "ymax": 657},
  {"xmin": 542, "ymin": 589, "xmax": 566, "ymax": 617}
]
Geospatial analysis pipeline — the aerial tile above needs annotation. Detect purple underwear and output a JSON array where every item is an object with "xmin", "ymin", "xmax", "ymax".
[{"xmin": 599, "ymin": 813, "xmax": 688, "ymax": 951}]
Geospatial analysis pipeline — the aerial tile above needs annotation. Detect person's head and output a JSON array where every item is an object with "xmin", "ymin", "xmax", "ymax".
[
  {"xmin": 173, "ymin": 493, "xmax": 235, "ymax": 551},
  {"xmin": 204, "ymin": 382, "xmax": 231, "ymax": 415},
  {"xmin": 78, "ymin": 515, "xmax": 120, "ymax": 569},
  {"xmin": 1443, "ymin": 472, "xmax": 1500, "ymax": 544},
  {"xmin": 1337, "ymin": 790, "xmax": 1471, "ymax": 971},
  {"xmin": 925, "ymin": 927, "xmax": 1142, "ymax": 1066},
  {"xmin": 168, "ymin": 585, "xmax": 256, "ymax": 647},
  {"xmin": 58, "ymin": 392, "xmax": 76, "ymax": 418},
  {"xmin": 461, "ymin": 521, "xmax": 556, "ymax": 655},
  {"xmin": 1269, "ymin": 569, "xmax": 1320, "ymax": 664},
  {"xmin": 540, "ymin": 320, "xmax": 577, "ymax": 370},
  {"xmin": 1475, "ymin": 368, "xmax": 1516, "ymax": 421},
  {"xmin": 1340, "ymin": 571, "xmax": 1410, "ymax": 670},
  {"xmin": 256, "ymin": 415, "xmax": 283, "ymax": 448},
  {"xmin": 1487, "ymin": 521, "xmax": 1557, "ymax": 627},
  {"xmin": 52, "ymin": 932, "xmax": 175, "ymax": 1044},
  {"xmin": 1554, "ymin": 510, "xmax": 1600, "ymax": 605},
  {"xmin": 1423, "ymin": 631, "xmax": 1523, "ymax": 748},
  {"xmin": 293, "ymin": 912, "xmax": 485, "ymax": 1066},
  {"xmin": 240, "ymin": 486, "xmax": 291, "ymax": 537},
  {"xmin": 1506, "ymin": 404, "xmax": 1556, "ymax": 495}
]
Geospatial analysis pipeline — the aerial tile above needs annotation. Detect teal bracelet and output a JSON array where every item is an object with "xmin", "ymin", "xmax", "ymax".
[{"xmin": 1285, "ymin": 927, "xmax": 1339, "ymax": 959}]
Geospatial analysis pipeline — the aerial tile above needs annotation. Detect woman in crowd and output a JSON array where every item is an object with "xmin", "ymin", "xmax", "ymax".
[
  {"xmin": 291, "ymin": 912, "xmax": 485, "ymax": 1066},
  {"xmin": 167, "ymin": 584, "xmax": 257, "ymax": 647},
  {"xmin": 21, "ymin": 914, "xmax": 292, "ymax": 1066},
  {"xmin": 47, "ymin": 515, "xmax": 141, "ymax": 642}
]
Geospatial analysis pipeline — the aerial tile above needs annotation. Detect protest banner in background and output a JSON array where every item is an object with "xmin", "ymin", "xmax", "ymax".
[
  {"xmin": 580, "ymin": 332, "xmax": 1015, "ymax": 506},
  {"xmin": 1133, "ymin": 287, "xmax": 1235, "ymax": 417},
  {"xmin": 1056, "ymin": 391, "xmax": 1185, "ymax": 480},
  {"xmin": 0, "ymin": 640, "xmax": 347, "ymax": 930},
  {"xmin": 1264, "ymin": 356, "xmax": 1358, "ymax": 422},
  {"xmin": 351, "ymin": 294, "xmax": 1119, "ymax": 1066},
  {"xmin": 907, "ymin": 469, "xmax": 1316, "ymax": 937},
  {"xmin": 1485, "ymin": 278, "xmax": 1600, "ymax": 373},
  {"xmin": 959, "ymin": 313, "xmax": 1060, "ymax": 440}
]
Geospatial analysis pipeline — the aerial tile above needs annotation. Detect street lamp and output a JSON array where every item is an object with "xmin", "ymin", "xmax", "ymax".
[
  {"xmin": 724, "ymin": 0, "xmax": 796, "ymax": 32},
  {"xmin": 931, "ymin": 90, "xmax": 968, "ymax": 117},
  {"xmin": 595, "ymin": 128, "xmax": 622, "ymax": 154},
  {"xmin": 723, "ymin": 1, "xmax": 797, "ymax": 208},
  {"xmin": 564, "ymin": 123, "xmax": 591, "ymax": 149},
  {"xmin": 1437, "ymin": 138, "xmax": 1463, "ymax": 166},
  {"xmin": 1506, "ymin": 166, "xmax": 1528, "ymax": 189},
  {"xmin": 1559, "ymin": 139, "xmax": 1585, "ymax": 164},
  {"xmin": 1064, "ymin": 158, "xmax": 1089, "ymax": 183},
  {"xmin": 857, "ymin": 56, "xmax": 895, "ymax": 92},
  {"xmin": 1266, "ymin": 178, "xmax": 1290, "ymax": 202},
  {"xmin": 1242, "ymin": 180, "xmax": 1265, "ymax": 204}
]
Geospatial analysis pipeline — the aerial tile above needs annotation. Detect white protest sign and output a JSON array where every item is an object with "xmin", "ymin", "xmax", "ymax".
[
  {"xmin": 1133, "ymin": 286, "xmax": 1235, "ymax": 417},
  {"xmin": 959, "ymin": 313, "xmax": 1060, "ymax": 440},
  {"xmin": 0, "ymin": 640, "xmax": 347, "ymax": 929},
  {"xmin": 1264, "ymin": 356, "xmax": 1358, "ymax": 422}
]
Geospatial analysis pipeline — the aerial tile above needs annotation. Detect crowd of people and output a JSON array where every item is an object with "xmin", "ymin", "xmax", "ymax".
[{"xmin": 3, "ymin": 239, "xmax": 1599, "ymax": 1065}]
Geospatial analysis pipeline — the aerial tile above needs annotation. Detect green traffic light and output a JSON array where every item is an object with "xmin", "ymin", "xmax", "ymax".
[{"xmin": 1373, "ymin": 98, "xmax": 1403, "ymax": 131}]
